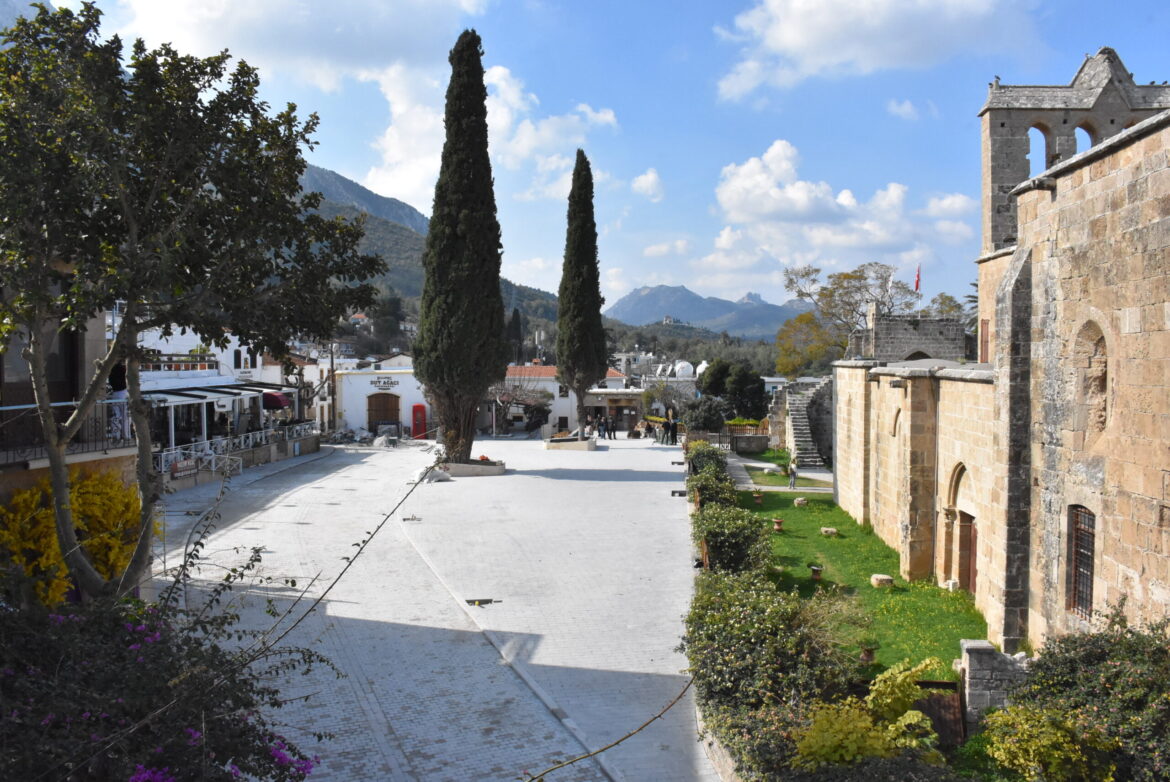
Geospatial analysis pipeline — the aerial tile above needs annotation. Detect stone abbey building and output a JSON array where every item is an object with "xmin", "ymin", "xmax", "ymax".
[{"xmin": 833, "ymin": 49, "xmax": 1170, "ymax": 651}]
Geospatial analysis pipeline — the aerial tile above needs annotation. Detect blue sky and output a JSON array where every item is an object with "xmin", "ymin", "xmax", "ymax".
[{"xmin": 52, "ymin": 1, "xmax": 1170, "ymax": 309}]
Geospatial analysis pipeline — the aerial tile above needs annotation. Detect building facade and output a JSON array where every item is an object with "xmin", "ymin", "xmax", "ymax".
[{"xmin": 834, "ymin": 50, "xmax": 1170, "ymax": 651}]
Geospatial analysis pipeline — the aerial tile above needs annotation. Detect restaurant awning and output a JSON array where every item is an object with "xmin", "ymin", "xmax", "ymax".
[
  {"xmin": 262, "ymin": 391, "xmax": 290, "ymax": 410},
  {"xmin": 142, "ymin": 381, "xmax": 299, "ymax": 409}
]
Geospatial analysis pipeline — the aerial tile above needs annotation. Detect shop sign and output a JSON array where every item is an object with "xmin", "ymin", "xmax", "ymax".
[
  {"xmin": 171, "ymin": 458, "xmax": 197, "ymax": 479},
  {"xmin": 369, "ymin": 377, "xmax": 400, "ymax": 390}
]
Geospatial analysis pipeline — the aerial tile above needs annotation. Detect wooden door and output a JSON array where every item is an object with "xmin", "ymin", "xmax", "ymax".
[{"xmin": 367, "ymin": 393, "xmax": 400, "ymax": 431}]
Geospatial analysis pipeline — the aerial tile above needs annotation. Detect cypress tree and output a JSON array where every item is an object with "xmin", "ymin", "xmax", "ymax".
[
  {"xmin": 555, "ymin": 149, "xmax": 608, "ymax": 439},
  {"xmin": 506, "ymin": 307, "xmax": 523, "ymax": 364},
  {"xmin": 414, "ymin": 29, "xmax": 508, "ymax": 462}
]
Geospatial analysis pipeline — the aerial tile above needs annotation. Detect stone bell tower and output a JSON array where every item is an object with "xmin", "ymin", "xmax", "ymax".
[{"xmin": 979, "ymin": 48, "xmax": 1170, "ymax": 253}]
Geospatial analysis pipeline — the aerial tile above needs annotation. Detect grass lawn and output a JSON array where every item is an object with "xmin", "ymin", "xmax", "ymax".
[
  {"xmin": 741, "ymin": 490, "xmax": 987, "ymax": 681},
  {"xmin": 745, "ymin": 465, "xmax": 833, "ymax": 488},
  {"xmin": 747, "ymin": 447, "xmax": 790, "ymax": 468}
]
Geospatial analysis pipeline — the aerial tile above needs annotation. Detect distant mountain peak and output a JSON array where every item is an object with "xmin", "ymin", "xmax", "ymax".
[
  {"xmin": 604, "ymin": 284, "xmax": 812, "ymax": 339},
  {"xmin": 300, "ymin": 164, "xmax": 430, "ymax": 236}
]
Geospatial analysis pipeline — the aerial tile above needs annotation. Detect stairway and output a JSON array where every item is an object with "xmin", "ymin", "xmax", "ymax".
[{"xmin": 784, "ymin": 378, "xmax": 831, "ymax": 469}]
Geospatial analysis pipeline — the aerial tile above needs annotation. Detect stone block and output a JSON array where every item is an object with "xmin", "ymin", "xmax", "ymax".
[
  {"xmin": 870, "ymin": 574, "xmax": 894, "ymax": 587},
  {"xmin": 820, "ymin": 527, "xmax": 838, "ymax": 537},
  {"xmin": 794, "ymin": 497, "xmax": 808, "ymax": 507}
]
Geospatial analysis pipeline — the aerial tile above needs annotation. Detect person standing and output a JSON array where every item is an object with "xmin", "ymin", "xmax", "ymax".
[
  {"xmin": 788, "ymin": 460, "xmax": 798, "ymax": 490},
  {"xmin": 598, "ymin": 415, "xmax": 607, "ymax": 440}
]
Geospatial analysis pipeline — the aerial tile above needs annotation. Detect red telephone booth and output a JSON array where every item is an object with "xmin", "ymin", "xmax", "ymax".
[{"xmin": 412, "ymin": 404, "xmax": 427, "ymax": 439}]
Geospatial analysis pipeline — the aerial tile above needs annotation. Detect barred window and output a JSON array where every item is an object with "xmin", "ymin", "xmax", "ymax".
[{"xmin": 1068, "ymin": 505, "xmax": 1095, "ymax": 620}]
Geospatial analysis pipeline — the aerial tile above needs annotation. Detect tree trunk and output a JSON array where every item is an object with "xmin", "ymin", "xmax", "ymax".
[
  {"xmin": 433, "ymin": 392, "xmax": 479, "ymax": 463},
  {"xmin": 119, "ymin": 345, "xmax": 163, "ymax": 597},
  {"xmin": 24, "ymin": 323, "xmax": 108, "ymax": 598},
  {"xmin": 574, "ymin": 381, "xmax": 590, "ymax": 440}
]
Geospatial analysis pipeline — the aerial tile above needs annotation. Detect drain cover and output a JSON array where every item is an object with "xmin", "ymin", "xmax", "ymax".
[{"xmin": 465, "ymin": 598, "xmax": 501, "ymax": 607}]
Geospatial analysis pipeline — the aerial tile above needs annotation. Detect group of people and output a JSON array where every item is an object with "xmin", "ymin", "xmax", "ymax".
[{"xmin": 585, "ymin": 414, "xmax": 618, "ymax": 440}]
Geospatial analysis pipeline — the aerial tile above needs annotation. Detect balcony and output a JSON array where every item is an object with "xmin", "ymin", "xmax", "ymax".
[{"xmin": 0, "ymin": 400, "xmax": 135, "ymax": 469}]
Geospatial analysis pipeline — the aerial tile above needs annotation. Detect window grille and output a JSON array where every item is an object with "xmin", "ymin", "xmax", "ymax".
[{"xmin": 1069, "ymin": 505, "xmax": 1095, "ymax": 620}]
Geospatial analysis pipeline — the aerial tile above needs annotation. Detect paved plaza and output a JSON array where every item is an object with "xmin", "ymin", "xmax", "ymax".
[{"xmin": 154, "ymin": 437, "xmax": 720, "ymax": 781}]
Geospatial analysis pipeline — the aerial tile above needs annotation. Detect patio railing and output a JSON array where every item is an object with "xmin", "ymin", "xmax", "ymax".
[
  {"xmin": 0, "ymin": 399, "xmax": 133, "ymax": 468},
  {"xmin": 152, "ymin": 421, "xmax": 319, "ymax": 474}
]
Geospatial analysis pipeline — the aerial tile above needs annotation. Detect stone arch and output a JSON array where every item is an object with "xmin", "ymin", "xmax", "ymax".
[
  {"xmin": 1076, "ymin": 121, "xmax": 1099, "ymax": 149},
  {"xmin": 944, "ymin": 463, "xmax": 978, "ymax": 594},
  {"xmin": 1028, "ymin": 124, "xmax": 1053, "ymax": 176},
  {"xmin": 1072, "ymin": 320, "xmax": 1108, "ymax": 445},
  {"xmin": 904, "ymin": 350, "xmax": 930, "ymax": 361}
]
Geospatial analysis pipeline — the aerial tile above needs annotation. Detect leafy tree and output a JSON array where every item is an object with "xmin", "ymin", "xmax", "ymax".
[
  {"xmin": 681, "ymin": 396, "xmax": 732, "ymax": 434},
  {"xmin": 0, "ymin": 5, "xmax": 381, "ymax": 598},
  {"xmin": 697, "ymin": 357, "xmax": 731, "ymax": 397},
  {"xmin": 555, "ymin": 149, "xmax": 607, "ymax": 439},
  {"xmin": 784, "ymin": 262, "xmax": 921, "ymax": 352},
  {"xmin": 775, "ymin": 311, "xmax": 838, "ymax": 376},
  {"xmin": 726, "ymin": 362, "xmax": 768, "ymax": 419},
  {"xmin": 414, "ymin": 29, "xmax": 508, "ymax": 462},
  {"xmin": 918, "ymin": 292, "xmax": 964, "ymax": 321}
]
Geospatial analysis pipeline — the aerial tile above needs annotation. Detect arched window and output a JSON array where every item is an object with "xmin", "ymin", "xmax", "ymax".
[
  {"xmin": 1068, "ymin": 505, "xmax": 1095, "ymax": 619},
  {"xmin": 1075, "ymin": 125, "xmax": 1094, "ymax": 153},
  {"xmin": 1028, "ymin": 125, "xmax": 1051, "ymax": 177},
  {"xmin": 904, "ymin": 351, "xmax": 930, "ymax": 361}
]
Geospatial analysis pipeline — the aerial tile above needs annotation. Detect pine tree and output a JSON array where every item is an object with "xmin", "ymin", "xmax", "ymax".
[
  {"xmin": 414, "ymin": 30, "xmax": 508, "ymax": 462},
  {"xmin": 555, "ymin": 149, "xmax": 608, "ymax": 439}
]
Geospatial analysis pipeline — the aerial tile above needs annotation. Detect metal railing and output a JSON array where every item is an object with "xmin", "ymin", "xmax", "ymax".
[
  {"xmin": 0, "ymin": 399, "xmax": 133, "ymax": 467},
  {"xmin": 152, "ymin": 421, "xmax": 319, "ymax": 474}
]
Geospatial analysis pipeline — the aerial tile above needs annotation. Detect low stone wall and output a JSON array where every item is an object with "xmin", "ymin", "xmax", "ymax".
[
  {"xmin": 442, "ymin": 461, "xmax": 506, "ymax": 477},
  {"xmin": 959, "ymin": 639, "xmax": 1029, "ymax": 729},
  {"xmin": 731, "ymin": 435, "xmax": 768, "ymax": 454}
]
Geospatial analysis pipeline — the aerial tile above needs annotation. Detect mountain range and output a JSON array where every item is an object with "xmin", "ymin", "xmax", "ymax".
[{"xmin": 604, "ymin": 286, "xmax": 813, "ymax": 339}]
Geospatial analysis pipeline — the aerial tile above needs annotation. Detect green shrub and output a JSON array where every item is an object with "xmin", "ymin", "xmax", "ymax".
[
  {"xmin": 682, "ymin": 571, "xmax": 859, "ymax": 776},
  {"xmin": 784, "ymin": 754, "xmax": 964, "ymax": 781},
  {"xmin": 726, "ymin": 417, "xmax": 761, "ymax": 426},
  {"xmin": 791, "ymin": 658, "xmax": 945, "ymax": 771},
  {"xmin": 983, "ymin": 705, "xmax": 1117, "ymax": 781},
  {"xmin": 1008, "ymin": 608, "xmax": 1170, "ymax": 780},
  {"xmin": 693, "ymin": 505, "xmax": 770, "ymax": 572},
  {"xmin": 681, "ymin": 396, "xmax": 731, "ymax": 433},
  {"xmin": 685, "ymin": 440, "xmax": 727, "ymax": 475},
  {"xmin": 685, "ymin": 463, "xmax": 737, "ymax": 508},
  {"xmin": 793, "ymin": 698, "xmax": 894, "ymax": 769}
]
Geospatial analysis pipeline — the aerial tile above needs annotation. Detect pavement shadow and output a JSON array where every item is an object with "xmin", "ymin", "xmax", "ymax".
[{"xmin": 519, "ymin": 467, "xmax": 683, "ymax": 483}]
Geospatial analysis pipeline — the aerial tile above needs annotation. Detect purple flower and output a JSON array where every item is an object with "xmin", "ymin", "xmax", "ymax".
[
  {"xmin": 184, "ymin": 727, "xmax": 202, "ymax": 746},
  {"xmin": 229, "ymin": 764, "xmax": 241, "ymax": 778},
  {"xmin": 128, "ymin": 765, "xmax": 176, "ymax": 782}
]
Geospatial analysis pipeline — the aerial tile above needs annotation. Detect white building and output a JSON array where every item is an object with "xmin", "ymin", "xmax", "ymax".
[{"xmin": 334, "ymin": 367, "xmax": 429, "ymax": 436}]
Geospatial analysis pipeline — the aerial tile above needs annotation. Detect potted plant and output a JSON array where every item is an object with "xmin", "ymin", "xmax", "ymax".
[
  {"xmin": 808, "ymin": 562, "xmax": 823, "ymax": 581},
  {"xmin": 858, "ymin": 637, "xmax": 880, "ymax": 663},
  {"xmin": 752, "ymin": 491, "xmax": 763, "ymax": 505},
  {"xmin": 772, "ymin": 517, "xmax": 784, "ymax": 532}
]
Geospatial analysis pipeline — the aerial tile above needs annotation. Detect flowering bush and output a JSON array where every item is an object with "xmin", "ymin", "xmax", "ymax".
[
  {"xmin": 681, "ymin": 571, "xmax": 859, "ymax": 775},
  {"xmin": 0, "ymin": 543, "xmax": 334, "ymax": 780},
  {"xmin": 983, "ymin": 705, "xmax": 1116, "ymax": 781},
  {"xmin": 0, "ymin": 470, "xmax": 148, "ymax": 606},
  {"xmin": 685, "ymin": 440, "xmax": 727, "ymax": 475},
  {"xmin": 692, "ymin": 505, "xmax": 770, "ymax": 572},
  {"xmin": 685, "ymin": 464, "xmax": 737, "ymax": 509},
  {"xmin": 1007, "ymin": 607, "xmax": 1170, "ymax": 781}
]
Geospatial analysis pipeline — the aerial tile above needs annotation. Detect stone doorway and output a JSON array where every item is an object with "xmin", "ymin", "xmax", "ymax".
[{"xmin": 959, "ymin": 512, "xmax": 977, "ymax": 594}]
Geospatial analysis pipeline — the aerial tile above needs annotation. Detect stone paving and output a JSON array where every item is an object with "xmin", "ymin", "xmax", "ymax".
[{"xmin": 153, "ymin": 437, "xmax": 720, "ymax": 781}]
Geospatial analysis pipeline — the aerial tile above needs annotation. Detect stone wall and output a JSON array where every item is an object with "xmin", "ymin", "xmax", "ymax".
[
  {"xmin": 833, "ymin": 362, "xmax": 876, "ymax": 527},
  {"xmin": 849, "ymin": 311, "xmax": 968, "ymax": 362},
  {"xmin": 806, "ymin": 379, "xmax": 834, "ymax": 466},
  {"xmin": 959, "ymin": 640, "xmax": 1028, "ymax": 729},
  {"xmin": 1013, "ymin": 112, "xmax": 1170, "ymax": 645}
]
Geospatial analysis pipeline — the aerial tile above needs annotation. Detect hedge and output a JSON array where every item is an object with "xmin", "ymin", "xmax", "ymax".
[{"xmin": 692, "ymin": 505, "xmax": 770, "ymax": 572}]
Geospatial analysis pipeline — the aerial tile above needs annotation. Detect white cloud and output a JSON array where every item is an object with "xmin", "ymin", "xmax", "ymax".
[
  {"xmin": 643, "ymin": 239, "xmax": 690, "ymax": 258},
  {"xmin": 934, "ymin": 219, "xmax": 975, "ymax": 243},
  {"xmin": 887, "ymin": 98, "xmax": 918, "ymax": 121},
  {"xmin": 604, "ymin": 267, "xmax": 630, "ymax": 299},
  {"xmin": 364, "ymin": 63, "xmax": 446, "ymax": 212},
  {"xmin": 716, "ymin": 0, "xmax": 1039, "ymax": 99},
  {"xmin": 631, "ymin": 168, "xmax": 665, "ymax": 203},
  {"xmin": 111, "ymin": 0, "xmax": 479, "ymax": 92},
  {"xmin": 577, "ymin": 103, "xmax": 618, "ymax": 127},
  {"xmin": 691, "ymin": 137, "xmax": 980, "ymax": 301},
  {"xmin": 921, "ymin": 193, "xmax": 977, "ymax": 217}
]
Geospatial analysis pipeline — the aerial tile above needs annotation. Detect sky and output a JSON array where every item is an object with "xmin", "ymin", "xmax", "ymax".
[{"xmin": 47, "ymin": 0, "xmax": 1170, "ymax": 309}]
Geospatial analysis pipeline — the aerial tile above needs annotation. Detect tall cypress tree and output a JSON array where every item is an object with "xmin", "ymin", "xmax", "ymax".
[
  {"xmin": 506, "ymin": 307, "xmax": 523, "ymax": 364},
  {"xmin": 556, "ymin": 149, "xmax": 608, "ymax": 439},
  {"xmin": 414, "ymin": 30, "xmax": 507, "ymax": 462}
]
